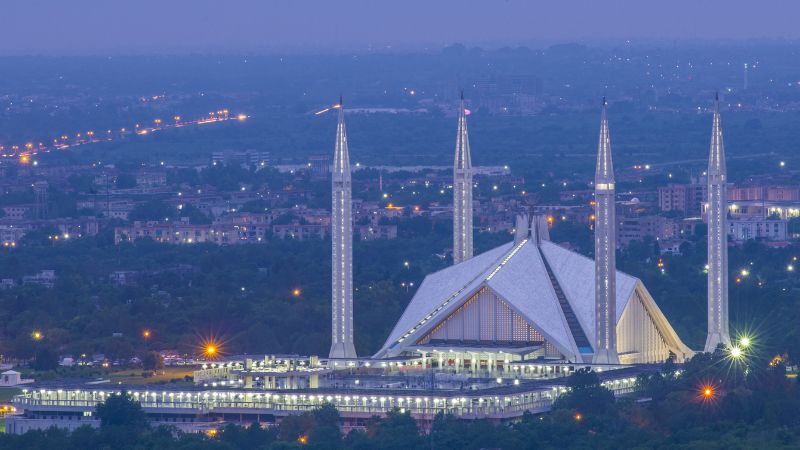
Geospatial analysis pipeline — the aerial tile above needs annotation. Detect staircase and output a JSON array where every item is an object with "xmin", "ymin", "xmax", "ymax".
[{"xmin": 540, "ymin": 253, "xmax": 593, "ymax": 352}]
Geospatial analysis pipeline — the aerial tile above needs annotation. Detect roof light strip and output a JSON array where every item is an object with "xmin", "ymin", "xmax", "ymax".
[
  {"xmin": 396, "ymin": 239, "xmax": 528, "ymax": 344},
  {"xmin": 485, "ymin": 239, "xmax": 527, "ymax": 281}
]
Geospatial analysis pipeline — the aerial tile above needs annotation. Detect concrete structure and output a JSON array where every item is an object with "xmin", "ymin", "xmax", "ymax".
[
  {"xmin": 728, "ymin": 185, "xmax": 800, "ymax": 202},
  {"xmin": 329, "ymin": 100, "xmax": 357, "ymax": 359},
  {"xmin": 0, "ymin": 370, "xmax": 32, "ymax": 387},
  {"xmin": 705, "ymin": 95, "xmax": 731, "ymax": 352},
  {"xmin": 593, "ymin": 99, "xmax": 619, "ymax": 364},
  {"xmin": 357, "ymin": 224, "xmax": 398, "ymax": 241},
  {"xmin": 374, "ymin": 212, "xmax": 692, "ymax": 364},
  {"xmin": 22, "ymin": 270, "xmax": 57, "ymax": 288},
  {"xmin": 33, "ymin": 181, "xmax": 48, "ymax": 220},
  {"xmin": 6, "ymin": 369, "xmax": 642, "ymax": 434},
  {"xmin": 617, "ymin": 215, "xmax": 679, "ymax": 247},
  {"xmin": 658, "ymin": 183, "xmax": 707, "ymax": 215},
  {"xmin": 728, "ymin": 217, "xmax": 788, "ymax": 242},
  {"xmin": 453, "ymin": 93, "xmax": 474, "ymax": 264},
  {"xmin": 273, "ymin": 222, "xmax": 329, "ymax": 240}
]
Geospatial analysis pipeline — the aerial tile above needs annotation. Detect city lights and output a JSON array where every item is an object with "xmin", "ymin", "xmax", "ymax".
[
  {"xmin": 292, "ymin": 288, "xmax": 301, "ymax": 298},
  {"xmin": 143, "ymin": 330, "xmax": 151, "ymax": 339},
  {"xmin": 31, "ymin": 330, "xmax": 43, "ymax": 341},
  {"xmin": 3, "ymin": 110, "xmax": 242, "ymax": 162}
]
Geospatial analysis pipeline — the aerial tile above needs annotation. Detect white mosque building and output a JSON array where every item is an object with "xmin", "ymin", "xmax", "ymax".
[
  {"xmin": 8, "ymin": 95, "xmax": 734, "ymax": 433},
  {"xmin": 374, "ymin": 97, "xmax": 694, "ymax": 366}
]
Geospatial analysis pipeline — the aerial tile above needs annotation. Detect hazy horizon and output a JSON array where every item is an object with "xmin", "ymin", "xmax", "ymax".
[{"xmin": 3, "ymin": 0, "xmax": 800, "ymax": 54}]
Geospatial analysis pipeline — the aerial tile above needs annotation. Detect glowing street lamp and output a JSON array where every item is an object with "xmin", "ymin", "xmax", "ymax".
[
  {"xmin": 702, "ymin": 386, "xmax": 714, "ymax": 399},
  {"xmin": 729, "ymin": 346, "xmax": 743, "ymax": 360},
  {"xmin": 31, "ymin": 330, "xmax": 43, "ymax": 341},
  {"xmin": 738, "ymin": 336, "xmax": 751, "ymax": 349}
]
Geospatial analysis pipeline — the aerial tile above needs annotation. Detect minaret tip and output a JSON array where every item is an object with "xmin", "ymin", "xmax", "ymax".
[
  {"xmin": 460, "ymin": 90, "xmax": 464, "ymax": 100},
  {"xmin": 339, "ymin": 95, "xmax": 343, "ymax": 107},
  {"xmin": 602, "ymin": 96, "xmax": 607, "ymax": 107}
]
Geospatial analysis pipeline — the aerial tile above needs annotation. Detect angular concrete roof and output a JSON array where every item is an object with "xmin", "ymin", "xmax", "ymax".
[
  {"xmin": 380, "ymin": 242, "xmax": 514, "ymax": 352},
  {"xmin": 539, "ymin": 240, "xmax": 638, "ymax": 345},
  {"xmin": 375, "ymin": 237, "xmax": 689, "ymax": 361}
]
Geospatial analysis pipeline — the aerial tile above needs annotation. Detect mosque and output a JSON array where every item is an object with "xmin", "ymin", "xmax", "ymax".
[
  {"xmin": 332, "ymin": 96, "xmax": 699, "ymax": 367},
  {"xmin": 7, "ymin": 95, "xmax": 733, "ymax": 433}
]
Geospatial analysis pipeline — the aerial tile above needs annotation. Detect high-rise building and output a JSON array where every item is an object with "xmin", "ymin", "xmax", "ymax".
[
  {"xmin": 705, "ymin": 94, "xmax": 731, "ymax": 352},
  {"xmin": 33, "ymin": 181, "xmax": 49, "ymax": 220},
  {"xmin": 453, "ymin": 93, "xmax": 473, "ymax": 264},
  {"xmin": 329, "ymin": 99, "xmax": 357, "ymax": 359},
  {"xmin": 593, "ymin": 99, "xmax": 619, "ymax": 364}
]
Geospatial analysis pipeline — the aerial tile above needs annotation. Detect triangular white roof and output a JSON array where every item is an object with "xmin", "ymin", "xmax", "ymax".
[
  {"xmin": 485, "ymin": 241, "xmax": 580, "ymax": 358},
  {"xmin": 381, "ymin": 242, "xmax": 513, "ymax": 351},
  {"xmin": 375, "ymin": 237, "xmax": 690, "ymax": 361},
  {"xmin": 539, "ymin": 240, "xmax": 638, "ymax": 342}
]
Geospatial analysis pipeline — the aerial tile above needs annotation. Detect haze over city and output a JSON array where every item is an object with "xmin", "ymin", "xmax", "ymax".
[
  {"xmin": 0, "ymin": 2, "xmax": 798, "ymax": 449},
  {"xmin": 4, "ymin": 1, "xmax": 800, "ymax": 52}
]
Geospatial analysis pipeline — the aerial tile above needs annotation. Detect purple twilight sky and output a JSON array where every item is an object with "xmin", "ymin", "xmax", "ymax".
[{"xmin": 2, "ymin": 0, "xmax": 799, "ymax": 53}]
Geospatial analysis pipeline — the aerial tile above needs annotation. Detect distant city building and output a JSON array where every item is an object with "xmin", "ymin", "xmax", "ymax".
[
  {"xmin": 617, "ymin": 215, "xmax": 678, "ymax": 247},
  {"xmin": 33, "ymin": 181, "xmax": 49, "ymax": 220},
  {"xmin": 728, "ymin": 185, "xmax": 800, "ymax": 202},
  {"xmin": 659, "ymin": 239, "xmax": 688, "ymax": 255},
  {"xmin": 212, "ymin": 150, "xmax": 270, "ymax": 167},
  {"xmin": 307, "ymin": 154, "xmax": 332, "ymax": 178},
  {"xmin": 2, "ymin": 205, "xmax": 32, "ymax": 220},
  {"xmin": 272, "ymin": 222, "xmax": 328, "ymax": 240},
  {"xmin": 135, "ymin": 171, "xmax": 167, "ymax": 187},
  {"xmin": 109, "ymin": 271, "xmax": 140, "ymax": 286},
  {"xmin": 357, "ymin": 224, "xmax": 398, "ymax": 240},
  {"xmin": 22, "ymin": 270, "xmax": 57, "ymax": 288},
  {"xmin": 0, "ymin": 224, "xmax": 26, "ymax": 247},
  {"xmin": 658, "ymin": 183, "xmax": 707, "ymax": 215},
  {"xmin": 728, "ymin": 217, "xmax": 788, "ymax": 242},
  {"xmin": 116, "ymin": 213, "xmax": 272, "ymax": 245}
]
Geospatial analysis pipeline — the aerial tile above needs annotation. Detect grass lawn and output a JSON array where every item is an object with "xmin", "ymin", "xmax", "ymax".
[{"xmin": 109, "ymin": 366, "xmax": 195, "ymax": 385}]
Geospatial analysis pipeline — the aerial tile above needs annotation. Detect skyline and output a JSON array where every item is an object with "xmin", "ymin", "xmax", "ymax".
[{"xmin": 2, "ymin": 1, "xmax": 800, "ymax": 54}]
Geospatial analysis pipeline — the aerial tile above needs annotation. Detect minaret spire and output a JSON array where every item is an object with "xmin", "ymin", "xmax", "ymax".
[
  {"xmin": 329, "ymin": 98, "xmax": 357, "ymax": 359},
  {"xmin": 705, "ymin": 93, "xmax": 731, "ymax": 352},
  {"xmin": 593, "ymin": 97, "xmax": 619, "ymax": 364},
  {"xmin": 453, "ymin": 92, "xmax": 473, "ymax": 264}
]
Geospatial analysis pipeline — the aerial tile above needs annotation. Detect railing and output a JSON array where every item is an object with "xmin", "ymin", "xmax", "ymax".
[{"xmin": 14, "ymin": 378, "xmax": 638, "ymax": 419}]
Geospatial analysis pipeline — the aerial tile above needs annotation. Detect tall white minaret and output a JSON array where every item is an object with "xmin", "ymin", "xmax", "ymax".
[
  {"xmin": 593, "ymin": 98, "xmax": 619, "ymax": 364},
  {"xmin": 329, "ymin": 97, "xmax": 357, "ymax": 359},
  {"xmin": 453, "ymin": 92, "xmax": 473, "ymax": 264},
  {"xmin": 705, "ymin": 93, "xmax": 731, "ymax": 352}
]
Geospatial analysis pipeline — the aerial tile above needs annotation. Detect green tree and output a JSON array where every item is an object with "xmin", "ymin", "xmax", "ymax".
[
  {"xmin": 142, "ymin": 351, "xmax": 165, "ymax": 372},
  {"xmin": 95, "ymin": 392, "xmax": 149, "ymax": 432}
]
